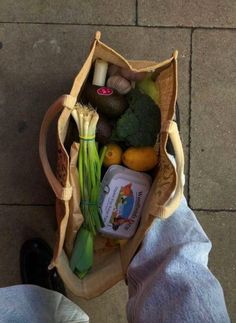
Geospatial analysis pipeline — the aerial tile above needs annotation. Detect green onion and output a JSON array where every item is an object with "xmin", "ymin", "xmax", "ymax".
[
  {"xmin": 70, "ymin": 104, "xmax": 105, "ymax": 278},
  {"xmin": 70, "ymin": 227, "xmax": 93, "ymax": 279}
]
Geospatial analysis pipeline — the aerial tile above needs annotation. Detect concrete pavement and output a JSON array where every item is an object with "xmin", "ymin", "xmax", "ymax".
[{"xmin": 0, "ymin": 1, "xmax": 235, "ymax": 321}]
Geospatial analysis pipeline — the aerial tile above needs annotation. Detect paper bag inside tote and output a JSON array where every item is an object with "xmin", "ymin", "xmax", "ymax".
[
  {"xmin": 39, "ymin": 31, "xmax": 185, "ymax": 299},
  {"xmin": 64, "ymin": 142, "xmax": 83, "ymax": 257}
]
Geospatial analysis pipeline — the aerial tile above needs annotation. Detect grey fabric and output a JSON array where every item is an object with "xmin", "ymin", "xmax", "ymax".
[
  {"xmin": 0, "ymin": 285, "xmax": 89, "ymax": 323},
  {"xmin": 127, "ymin": 198, "xmax": 230, "ymax": 323},
  {"xmin": 0, "ymin": 198, "xmax": 230, "ymax": 322}
]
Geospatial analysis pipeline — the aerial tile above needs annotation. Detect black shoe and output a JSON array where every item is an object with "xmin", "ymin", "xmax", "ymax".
[
  {"xmin": 166, "ymin": 102, "xmax": 181, "ymax": 156},
  {"xmin": 20, "ymin": 238, "xmax": 66, "ymax": 295}
]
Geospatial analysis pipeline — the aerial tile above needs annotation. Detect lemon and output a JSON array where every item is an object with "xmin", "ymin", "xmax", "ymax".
[
  {"xmin": 122, "ymin": 146, "xmax": 158, "ymax": 171},
  {"xmin": 103, "ymin": 144, "xmax": 123, "ymax": 167}
]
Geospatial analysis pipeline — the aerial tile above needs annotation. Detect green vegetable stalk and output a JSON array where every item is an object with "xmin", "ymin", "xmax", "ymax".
[{"xmin": 70, "ymin": 103, "xmax": 104, "ymax": 278}]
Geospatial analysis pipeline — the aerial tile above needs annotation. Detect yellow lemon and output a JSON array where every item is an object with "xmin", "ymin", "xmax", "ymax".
[
  {"xmin": 122, "ymin": 146, "xmax": 158, "ymax": 172},
  {"xmin": 103, "ymin": 144, "xmax": 123, "ymax": 167}
]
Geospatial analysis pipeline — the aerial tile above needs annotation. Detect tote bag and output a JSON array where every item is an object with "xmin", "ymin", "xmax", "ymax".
[{"xmin": 39, "ymin": 31, "xmax": 184, "ymax": 299}]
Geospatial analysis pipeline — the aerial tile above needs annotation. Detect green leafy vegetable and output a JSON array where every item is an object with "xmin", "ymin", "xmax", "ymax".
[{"xmin": 112, "ymin": 89, "xmax": 161, "ymax": 147}]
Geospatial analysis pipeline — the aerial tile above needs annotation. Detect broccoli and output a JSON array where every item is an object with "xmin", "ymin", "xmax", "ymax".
[{"xmin": 111, "ymin": 89, "xmax": 161, "ymax": 147}]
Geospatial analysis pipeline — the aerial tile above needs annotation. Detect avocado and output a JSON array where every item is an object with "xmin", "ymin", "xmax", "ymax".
[
  {"xmin": 82, "ymin": 83, "xmax": 128, "ymax": 119},
  {"xmin": 96, "ymin": 115, "xmax": 113, "ymax": 145}
]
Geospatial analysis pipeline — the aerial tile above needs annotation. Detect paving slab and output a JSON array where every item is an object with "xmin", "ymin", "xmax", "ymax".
[
  {"xmin": 0, "ymin": 204, "xmax": 128, "ymax": 321},
  {"xmin": 1, "ymin": 205, "xmax": 233, "ymax": 321},
  {"xmin": 0, "ymin": 24, "xmax": 191, "ymax": 204},
  {"xmin": 138, "ymin": 0, "xmax": 236, "ymax": 27},
  {"xmin": 197, "ymin": 211, "xmax": 236, "ymax": 322},
  {"xmin": 68, "ymin": 281, "xmax": 128, "ymax": 323},
  {"xmin": 0, "ymin": 0, "xmax": 136, "ymax": 25},
  {"xmin": 190, "ymin": 30, "xmax": 236, "ymax": 209},
  {"xmin": 0, "ymin": 205, "xmax": 55, "ymax": 287}
]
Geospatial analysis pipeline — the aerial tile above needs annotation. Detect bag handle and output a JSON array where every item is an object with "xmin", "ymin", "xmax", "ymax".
[
  {"xmin": 156, "ymin": 120, "xmax": 185, "ymax": 218},
  {"xmin": 39, "ymin": 95, "xmax": 76, "ymax": 201},
  {"xmin": 39, "ymin": 31, "xmax": 100, "ymax": 200},
  {"xmin": 120, "ymin": 120, "xmax": 184, "ymax": 275}
]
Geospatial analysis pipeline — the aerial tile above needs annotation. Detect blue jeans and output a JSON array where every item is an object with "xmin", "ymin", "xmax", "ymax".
[{"xmin": 0, "ymin": 198, "xmax": 230, "ymax": 323}]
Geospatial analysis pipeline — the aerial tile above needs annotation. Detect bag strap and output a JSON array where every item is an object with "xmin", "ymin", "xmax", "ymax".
[
  {"xmin": 157, "ymin": 120, "xmax": 185, "ymax": 218},
  {"xmin": 39, "ymin": 95, "xmax": 76, "ymax": 201},
  {"xmin": 39, "ymin": 31, "xmax": 101, "ymax": 200},
  {"xmin": 120, "ymin": 120, "xmax": 184, "ymax": 274}
]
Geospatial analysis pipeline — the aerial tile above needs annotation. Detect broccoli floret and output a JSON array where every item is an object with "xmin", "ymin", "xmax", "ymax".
[{"xmin": 112, "ymin": 89, "xmax": 161, "ymax": 147}]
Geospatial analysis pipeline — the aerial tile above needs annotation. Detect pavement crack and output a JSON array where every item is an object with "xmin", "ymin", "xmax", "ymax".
[
  {"xmin": 135, "ymin": 0, "xmax": 138, "ymax": 26},
  {"xmin": 0, "ymin": 203, "xmax": 54, "ymax": 207},
  {"xmin": 187, "ymin": 28, "xmax": 194, "ymax": 204},
  {"xmin": 193, "ymin": 208, "xmax": 236, "ymax": 213}
]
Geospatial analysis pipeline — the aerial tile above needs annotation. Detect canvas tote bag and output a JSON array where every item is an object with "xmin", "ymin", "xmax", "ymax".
[{"xmin": 39, "ymin": 31, "xmax": 185, "ymax": 299}]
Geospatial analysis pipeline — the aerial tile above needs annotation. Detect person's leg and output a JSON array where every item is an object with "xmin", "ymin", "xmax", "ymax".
[
  {"xmin": 127, "ymin": 198, "xmax": 230, "ymax": 323},
  {"xmin": 0, "ymin": 284, "xmax": 89, "ymax": 323},
  {"xmin": 0, "ymin": 238, "xmax": 89, "ymax": 323}
]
